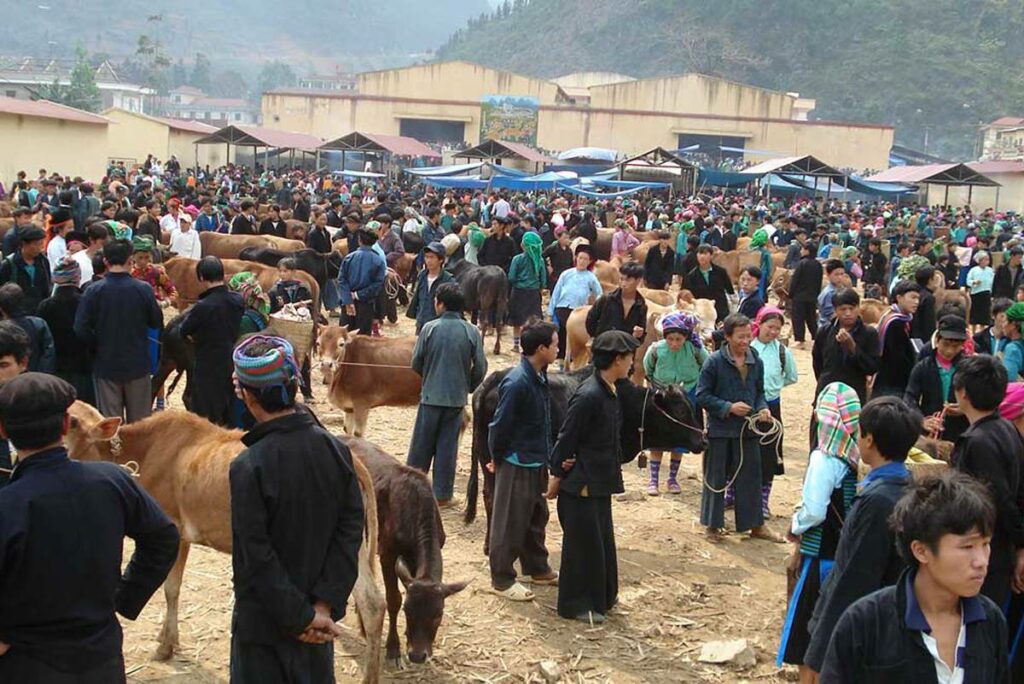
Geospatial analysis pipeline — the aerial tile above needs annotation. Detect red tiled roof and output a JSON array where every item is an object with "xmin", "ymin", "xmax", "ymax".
[
  {"xmin": 990, "ymin": 117, "xmax": 1024, "ymax": 127},
  {"xmin": 156, "ymin": 117, "xmax": 218, "ymax": 134},
  {"xmin": 968, "ymin": 160, "xmax": 1024, "ymax": 174},
  {"xmin": 0, "ymin": 97, "xmax": 110, "ymax": 125}
]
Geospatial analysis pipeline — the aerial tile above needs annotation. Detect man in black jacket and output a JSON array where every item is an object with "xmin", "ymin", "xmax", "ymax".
[
  {"xmin": 74, "ymin": 240, "xmax": 162, "ymax": 423},
  {"xmin": 950, "ymin": 354, "xmax": 1024, "ymax": 607},
  {"xmin": 230, "ymin": 200, "xmax": 257, "ymax": 235},
  {"xmin": 180, "ymin": 256, "xmax": 244, "ymax": 427},
  {"xmin": 861, "ymin": 237, "xmax": 888, "ymax": 289},
  {"xmin": 479, "ymin": 217, "xmax": 518, "ymax": 273},
  {"xmin": 910, "ymin": 265, "xmax": 938, "ymax": 342},
  {"xmin": 787, "ymin": 241, "xmax": 823, "ymax": 347},
  {"xmin": 291, "ymin": 189, "xmax": 311, "ymax": 223},
  {"xmin": 872, "ymin": 280, "xmax": 920, "ymax": 398},
  {"xmin": 0, "ymin": 224, "xmax": 52, "ymax": 313},
  {"xmin": 820, "ymin": 472, "xmax": 1007, "ymax": 683},
  {"xmin": 904, "ymin": 315, "xmax": 970, "ymax": 443},
  {"xmin": 812, "ymin": 288, "xmax": 880, "ymax": 405},
  {"xmin": 0, "ymin": 373, "xmax": 179, "ymax": 682},
  {"xmin": 683, "ymin": 245, "xmax": 733, "ymax": 324},
  {"xmin": 803, "ymin": 396, "xmax": 919, "ymax": 674},
  {"xmin": 229, "ymin": 336, "xmax": 363, "ymax": 682},
  {"xmin": 993, "ymin": 246, "xmax": 1024, "ymax": 300},
  {"xmin": 258, "ymin": 204, "xmax": 288, "ymax": 238},
  {"xmin": 585, "ymin": 262, "xmax": 647, "ymax": 342}
]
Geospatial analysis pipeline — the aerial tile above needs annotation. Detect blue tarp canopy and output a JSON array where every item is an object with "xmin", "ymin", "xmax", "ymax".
[
  {"xmin": 488, "ymin": 165, "xmax": 531, "ymax": 177},
  {"xmin": 557, "ymin": 147, "xmax": 618, "ymax": 162},
  {"xmin": 588, "ymin": 178, "xmax": 671, "ymax": 190},
  {"xmin": 405, "ymin": 162, "xmax": 485, "ymax": 177},
  {"xmin": 333, "ymin": 169, "xmax": 385, "ymax": 179},
  {"xmin": 698, "ymin": 169, "xmax": 756, "ymax": 188},
  {"xmin": 491, "ymin": 171, "xmax": 580, "ymax": 190},
  {"xmin": 421, "ymin": 175, "xmax": 490, "ymax": 190},
  {"xmin": 556, "ymin": 182, "xmax": 647, "ymax": 199}
]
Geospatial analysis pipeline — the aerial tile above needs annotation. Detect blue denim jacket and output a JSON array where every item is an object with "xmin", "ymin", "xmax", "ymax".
[
  {"xmin": 487, "ymin": 358, "xmax": 551, "ymax": 466},
  {"xmin": 696, "ymin": 343, "xmax": 768, "ymax": 438}
]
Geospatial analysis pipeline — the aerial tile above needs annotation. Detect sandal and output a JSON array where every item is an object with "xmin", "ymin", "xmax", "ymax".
[
  {"xmin": 749, "ymin": 526, "xmax": 786, "ymax": 544},
  {"xmin": 523, "ymin": 571, "xmax": 559, "ymax": 586},
  {"xmin": 489, "ymin": 582, "xmax": 535, "ymax": 602},
  {"xmin": 573, "ymin": 611, "xmax": 606, "ymax": 624}
]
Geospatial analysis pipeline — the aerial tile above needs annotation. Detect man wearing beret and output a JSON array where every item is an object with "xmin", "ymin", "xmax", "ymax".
[
  {"xmin": 0, "ymin": 223, "xmax": 51, "ymax": 313},
  {"xmin": 0, "ymin": 373, "xmax": 180, "ymax": 681}
]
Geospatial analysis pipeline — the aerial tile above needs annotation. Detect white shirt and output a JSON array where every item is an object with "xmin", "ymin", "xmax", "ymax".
[
  {"xmin": 169, "ymin": 228, "xmax": 202, "ymax": 259},
  {"xmin": 403, "ymin": 218, "xmax": 421, "ymax": 234},
  {"xmin": 72, "ymin": 249, "xmax": 95, "ymax": 283},
  {"xmin": 493, "ymin": 198, "xmax": 511, "ymax": 218},
  {"xmin": 46, "ymin": 234, "xmax": 67, "ymax": 271},
  {"xmin": 920, "ymin": 615, "xmax": 966, "ymax": 684},
  {"xmin": 160, "ymin": 213, "xmax": 183, "ymax": 235}
]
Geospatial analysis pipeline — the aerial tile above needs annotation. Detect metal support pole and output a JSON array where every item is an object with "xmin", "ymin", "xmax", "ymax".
[
  {"xmin": 968, "ymin": 184, "xmax": 973, "ymax": 207},
  {"xmin": 944, "ymin": 185, "xmax": 949, "ymax": 208}
]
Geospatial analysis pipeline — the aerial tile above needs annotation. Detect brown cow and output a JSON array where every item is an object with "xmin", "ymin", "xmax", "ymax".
[
  {"xmin": 164, "ymin": 256, "xmax": 320, "ymax": 311},
  {"xmin": 0, "ymin": 200, "xmax": 11, "ymax": 218},
  {"xmin": 64, "ymin": 403, "xmax": 386, "ymax": 683},
  {"xmin": 594, "ymin": 260, "xmax": 619, "ymax": 288},
  {"xmin": 564, "ymin": 301, "xmax": 676, "ymax": 378},
  {"xmin": 200, "ymin": 231, "xmax": 305, "ymax": 259},
  {"xmin": 930, "ymin": 273, "xmax": 971, "ymax": 323},
  {"xmin": 859, "ymin": 298, "xmax": 889, "ymax": 325},
  {"xmin": 638, "ymin": 287, "xmax": 674, "ymax": 307},
  {"xmin": 356, "ymin": 441, "xmax": 469, "ymax": 665},
  {"xmin": 327, "ymin": 331, "xmax": 420, "ymax": 437},
  {"xmin": 285, "ymin": 219, "xmax": 308, "ymax": 241}
]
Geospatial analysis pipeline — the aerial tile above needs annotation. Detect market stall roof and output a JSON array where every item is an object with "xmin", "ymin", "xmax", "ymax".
[
  {"xmin": 319, "ymin": 131, "xmax": 439, "ymax": 157},
  {"xmin": 193, "ymin": 124, "xmax": 323, "ymax": 151},
  {"xmin": 741, "ymin": 155, "xmax": 846, "ymax": 179},
  {"xmin": 865, "ymin": 163, "xmax": 1000, "ymax": 187},
  {"xmin": 556, "ymin": 146, "xmax": 618, "ymax": 163},
  {"xmin": 619, "ymin": 147, "xmax": 698, "ymax": 170},
  {"xmin": 456, "ymin": 138, "xmax": 555, "ymax": 164}
]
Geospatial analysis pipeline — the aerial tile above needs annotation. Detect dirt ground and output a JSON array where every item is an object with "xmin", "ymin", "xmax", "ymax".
[{"xmin": 121, "ymin": 308, "xmax": 818, "ymax": 683}]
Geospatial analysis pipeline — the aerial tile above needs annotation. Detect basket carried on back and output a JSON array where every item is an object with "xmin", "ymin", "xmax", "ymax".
[{"xmin": 264, "ymin": 315, "xmax": 315, "ymax": 363}]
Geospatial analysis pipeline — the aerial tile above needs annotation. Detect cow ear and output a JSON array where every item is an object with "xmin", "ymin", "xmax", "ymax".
[
  {"xmin": 395, "ymin": 558, "xmax": 414, "ymax": 587},
  {"xmin": 91, "ymin": 417, "xmax": 121, "ymax": 441},
  {"xmin": 442, "ymin": 578, "xmax": 471, "ymax": 598}
]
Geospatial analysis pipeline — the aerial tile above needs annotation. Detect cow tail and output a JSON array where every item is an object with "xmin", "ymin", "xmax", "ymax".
[{"xmin": 352, "ymin": 453, "xmax": 379, "ymax": 570}]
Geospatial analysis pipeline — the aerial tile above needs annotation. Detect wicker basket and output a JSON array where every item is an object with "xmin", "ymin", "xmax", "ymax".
[
  {"xmin": 906, "ymin": 460, "xmax": 949, "ymax": 480},
  {"xmin": 264, "ymin": 316, "xmax": 315, "ymax": 362}
]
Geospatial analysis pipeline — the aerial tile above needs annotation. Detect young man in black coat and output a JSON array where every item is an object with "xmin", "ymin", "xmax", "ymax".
[
  {"xmin": 0, "ymin": 373, "xmax": 179, "ymax": 682},
  {"xmin": 872, "ymin": 280, "xmax": 920, "ymax": 398},
  {"xmin": 229, "ymin": 336, "xmax": 364, "ymax": 682},
  {"xmin": 811, "ymin": 287, "xmax": 880, "ymax": 406},
  {"xmin": 803, "ymin": 397, "xmax": 919, "ymax": 674},
  {"xmin": 642, "ymin": 231, "xmax": 674, "ymax": 290},
  {"xmin": 950, "ymin": 354, "xmax": 1024, "ymax": 607},
  {"xmin": 585, "ymin": 262, "xmax": 647, "ymax": 342},
  {"xmin": 180, "ymin": 256, "xmax": 244, "ymax": 427},
  {"xmin": 788, "ymin": 241, "xmax": 823, "ymax": 347},
  {"xmin": 820, "ymin": 472, "xmax": 1008, "ymax": 682},
  {"xmin": 683, "ymin": 245, "xmax": 733, "ymax": 325},
  {"xmin": 0, "ymin": 225, "xmax": 52, "ymax": 313},
  {"xmin": 904, "ymin": 315, "xmax": 970, "ymax": 443}
]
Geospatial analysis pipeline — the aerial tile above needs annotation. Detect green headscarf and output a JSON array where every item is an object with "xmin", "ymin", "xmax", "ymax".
[
  {"xmin": 521, "ymin": 231, "xmax": 545, "ymax": 282},
  {"xmin": 228, "ymin": 271, "xmax": 271, "ymax": 321},
  {"xmin": 1007, "ymin": 302, "xmax": 1024, "ymax": 323},
  {"xmin": 749, "ymin": 228, "xmax": 768, "ymax": 249},
  {"xmin": 132, "ymin": 235, "xmax": 154, "ymax": 253},
  {"xmin": 841, "ymin": 246, "xmax": 858, "ymax": 260},
  {"xmin": 468, "ymin": 222, "xmax": 486, "ymax": 249}
]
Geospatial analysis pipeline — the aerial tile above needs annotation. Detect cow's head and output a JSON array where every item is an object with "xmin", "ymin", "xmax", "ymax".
[
  {"xmin": 65, "ymin": 400, "xmax": 122, "ymax": 463},
  {"xmin": 639, "ymin": 381, "xmax": 707, "ymax": 454},
  {"xmin": 316, "ymin": 325, "xmax": 349, "ymax": 385},
  {"xmin": 396, "ymin": 559, "xmax": 470, "ymax": 663}
]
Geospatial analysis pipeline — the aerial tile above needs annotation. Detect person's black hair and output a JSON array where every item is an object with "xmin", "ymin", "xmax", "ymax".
[
  {"xmin": 0, "ymin": 283, "xmax": 25, "ymax": 318},
  {"xmin": 102, "ymin": 239, "xmax": 133, "ymax": 266},
  {"xmin": 722, "ymin": 313, "xmax": 751, "ymax": 336},
  {"xmin": 331, "ymin": 198, "xmax": 343, "ymax": 208},
  {"xmin": 357, "ymin": 229, "xmax": 377, "ymax": 246},
  {"xmin": 859, "ymin": 396, "xmax": 922, "ymax": 462},
  {"xmin": 936, "ymin": 299, "xmax": 966, "ymax": 319},
  {"xmin": 238, "ymin": 340, "xmax": 297, "ymax": 412},
  {"xmin": 12, "ymin": 207, "xmax": 32, "ymax": 218},
  {"xmin": 803, "ymin": 241, "xmax": 817, "ymax": 254},
  {"xmin": 0, "ymin": 319, "xmax": 29, "ymax": 363},
  {"xmin": 99, "ymin": 200, "xmax": 115, "ymax": 212},
  {"xmin": 831, "ymin": 287, "xmax": 860, "ymax": 309},
  {"xmin": 1010, "ymin": 247, "xmax": 1024, "ymax": 257},
  {"xmin": 91, "ymin": 252, "xmax": 106, "ymax": 277},
  {"xmin": 869, "ymin": 237, "xmax": 882, "ymax": 247},
  {"xmin": 426, "ymin": 207, "xmax": 440, "ymax": 219},
  {"xmin": 897, "ymin": 242, "xmax": 910, "ymax": 253},
  {"xmin": 993, "ymin": 297, "xmax": 1014, "ymax": 317},
  {"xmin": 893, "ymin": 471, "xmax": 995, "ymax": 569},
  {"xmin": 696, "ymin": 244, "xmax": 714, "ymax": 255},
  {"xmin": 115, "ymin": 208, "xmax": 140, "ymax": 227},
  {"xmin": 793, "ymin": 228, "xmax": 806, "ymax": 238},
  {"xmin": 86, "ymin": 223, "xmax": 109, "ymax": 243},
  {"xmin": 434, "ymin": 281, "xmax": 464, "ymax": 313},
  {"xmin": 522, "ymin": 215, "xmax": 536, "ymax": 228},
  {"xmin": 953, "ymin": 353, "xmax": 1007, "ymax": 411},
  {"xmin": 619, "ymin": 262, "xmax": 644, "ymax": 279},
  {"xmin": 270, "ymin": 203, "xmax": 281, "ymax": 213},
  {"xmin": 741, "ymin": 265, "xmax": 761, "ymax": 280},
  {"xmin": 825, "ymin": 259, "xmax": 845, "ymax": 275},
  {"xmin": 201, "ymin": 198, "xmax": 213, "ymax": 207},
  {"xmin": 144, "ymin": 198, "xmax": 159, "ymax": 210},
  {"xmin": 278, "ymin": 257, "xmax": 298, "ymax": 271},
  {"xmin": 656, "ymin": 230, "xmax": 670, "ymax": 240},
  {"xmin": 240, "ymin": 200, "xmax": 254, "ymax": 211},
  {"xmin": 687, "ymin": 235, "xmax": 700, "ymax": 248},
  {"xmin": 196, "ymin": 255, "xmax": 225, "ymax": 282},
  {"xmin": 521, "ymin": 320, "xmax": 558, "ymax": 356},
  {"xmin": 914, "ymin": 265, "xmax": 936, "ymax": 288},
  {"xmin": 892, "ymin": 280, "xmax": 920, "ymax": 298}
]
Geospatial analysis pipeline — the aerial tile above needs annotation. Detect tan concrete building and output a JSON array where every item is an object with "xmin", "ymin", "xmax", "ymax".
[
  {"xmin": 102, "ymin": 108, "xmax": 224, "ymax": 168},
  {"xmin": 262, "ymin": 60, "xmax": 893, "ymax": 170},
  {"xmin": 0, "ymin": 98, "xmax": 110, "ymax": 184}
]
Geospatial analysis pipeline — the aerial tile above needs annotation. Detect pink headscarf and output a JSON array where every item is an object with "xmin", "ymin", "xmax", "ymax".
[
  {"xmin": 1000, "ymin": 383, "xmax": 1024, "ymax": 422},
  {"xmin": 751, "ymin": 305, "xmax": 784, "ymax": 338}
]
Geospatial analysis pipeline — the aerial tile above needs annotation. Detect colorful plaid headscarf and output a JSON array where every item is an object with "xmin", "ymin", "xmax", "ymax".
[
  {"xmin": 52, "ymin": 256, "xmax": 81, "ymax": 287},
  {"xmin": 228, "ymin": 271, "xmax": 271, "ymax": 322},
  {"xmin": 106, "ymin": 220, "xmax": 132, "ymax": 241},
  {"xmin": 814, "ymin": 382, "xmax": 861, "ymax": 468},
  {"xmin": 233, "ymin": 335, "xmax": 298, "ymax": 389},
  {"xmin": 658, "ymin": 310, "xmax": 703, "ymax": 349}
]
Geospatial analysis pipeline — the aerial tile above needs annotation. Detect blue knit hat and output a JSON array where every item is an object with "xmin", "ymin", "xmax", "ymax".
[{"xmin": 232, "ymin": 335, "xmax": 298, "ymax": 389}]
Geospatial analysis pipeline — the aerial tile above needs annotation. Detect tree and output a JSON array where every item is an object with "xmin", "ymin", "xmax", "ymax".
[
  {"xmin": 211, "ymin": 69, "xmax": 249, "ymax": 98},
  {"xmin": 34, "ymin": 46, "xmax": 101, "ymax": 113},
  {"xmin": 257, "ymin": 61, "xmax": 298, "ymax": 95},
  {"xmin": 171, "ymin": 59, "xmax": 188, "ymax": 88},
  {"xmin": 191, "ymin": 52, "xmax": 212, "ymax": 93},
  {"xmin": 135, "ymin": 15, "xmax": 172, "ymax": 108}
]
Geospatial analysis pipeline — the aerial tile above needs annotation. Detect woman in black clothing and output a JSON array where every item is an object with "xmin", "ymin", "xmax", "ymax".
[{"xmin": 643, "ymin": 231, "xmax": 675, "ymax": 290}]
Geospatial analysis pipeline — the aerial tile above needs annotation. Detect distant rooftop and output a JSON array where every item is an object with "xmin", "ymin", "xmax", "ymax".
[{"xmin": 0, "ymin": 97, "xmax": 110, "ymax": 125}]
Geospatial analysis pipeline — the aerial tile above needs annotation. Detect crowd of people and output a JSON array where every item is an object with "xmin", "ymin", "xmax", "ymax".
[{"xmin": 2, "ymin": 157, "xmax": 1024, "ymax": 681}]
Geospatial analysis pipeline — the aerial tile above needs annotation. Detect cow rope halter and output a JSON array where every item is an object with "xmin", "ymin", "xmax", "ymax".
[
  {"xmin": 636, "ymin": 385, "xmax": 783, "ymax": 494},
  {"xmin": 108, "ymin": 433, "xmax": 141, "ymax": 478}
]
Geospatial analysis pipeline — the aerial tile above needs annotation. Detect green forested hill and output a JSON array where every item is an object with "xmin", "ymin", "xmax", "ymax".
[{"xmin": 438, "ymin": 0, "xmax": 1024, "ymax": 159}]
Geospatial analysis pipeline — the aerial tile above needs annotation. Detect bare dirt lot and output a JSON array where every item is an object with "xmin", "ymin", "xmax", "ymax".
[{"xmin": 122, "ymin": 313, "xmax": 818, "ymax": 683}]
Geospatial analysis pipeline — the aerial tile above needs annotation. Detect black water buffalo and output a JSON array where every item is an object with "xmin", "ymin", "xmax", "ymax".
[
  {"xmin": 402, "ymin": 231, "xmax": 424, "ymax": 255},
  {"xmin": 465, "ymin": 366, "xmax": 706, "ymax": 554},
  {"xmin": 152, "ymin": 312, "xmax": 194, "ymax": 409},
  {"xmin": 451, "ymin": 260, "xmax": 509, "ymax": 354},
  {"xmin": 237, "ymin": 246, "xmax": 342, "ymax": 293}
]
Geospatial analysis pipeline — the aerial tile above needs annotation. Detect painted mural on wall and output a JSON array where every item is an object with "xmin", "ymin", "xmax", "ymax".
[{"xmin": 480, "ymin": 95, "xmax": 539, "ymax": 145}]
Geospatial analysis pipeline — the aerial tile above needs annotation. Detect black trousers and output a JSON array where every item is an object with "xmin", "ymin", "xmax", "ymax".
[
  {"xmin": 555, "ymin": 307, "xmax": 572, "ymax": 360},
  {"xmin": 701, "ymin": 436, "xmax": 763, "ymax": 532},
  {"xmin": 791, "ymin": 300, "xmax": 817, "ymax": 343},
  {"xmin": 489, "ymin": 463, "xmax": 551, "ymax": 589},
  {"xmin": 345, "ymin": 299, "xmax": 375, "ymax": 335},
  {"xmin": 230, "ymin": 636, "xmax": 333, "ymax": 684},
  {"xmin": 0, "ymin": 651, "xmax": 125, "ymax": 683},
  {"xmin": 556, "ymin": 493, "xmax": 617, "ymax": 618},
  {"xmin": 760, "ymin": 399, "xmax": 784, "ymax": 485}
]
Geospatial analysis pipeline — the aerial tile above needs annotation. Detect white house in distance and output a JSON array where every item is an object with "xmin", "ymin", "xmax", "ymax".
[
  {"xmin": 164, "ymin": 86, "xmax": 259, "ymax": 126},
  {"xmin": 0, "ymin": 57, "xmax": 152, "ymax": 112}
]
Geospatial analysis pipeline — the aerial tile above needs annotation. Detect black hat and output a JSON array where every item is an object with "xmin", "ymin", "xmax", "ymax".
[
  {"xmin": 49, "ymin": 207, "xmax": 73, "ymax": 225},
  {"xmin": 0, "ymin": 372, "xmax": 76, "ymax": 429},
  {"xmin": 423, "ymin": 241, "xmax": 446, "ymax": 258},
  {"xmin": 936, "ymin": 315, "xmax": 968, "ymax": 341},
  {"xmin": 17, "ymin": 225, "xmax": 45, "ymax": 243},
  {"xmin": 592, "ymin": 330, "xmax": 640, "ymax": 354},
  {"xmin": 573, "ymin": 242, "xmax": 593, "ymax": 258}
]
